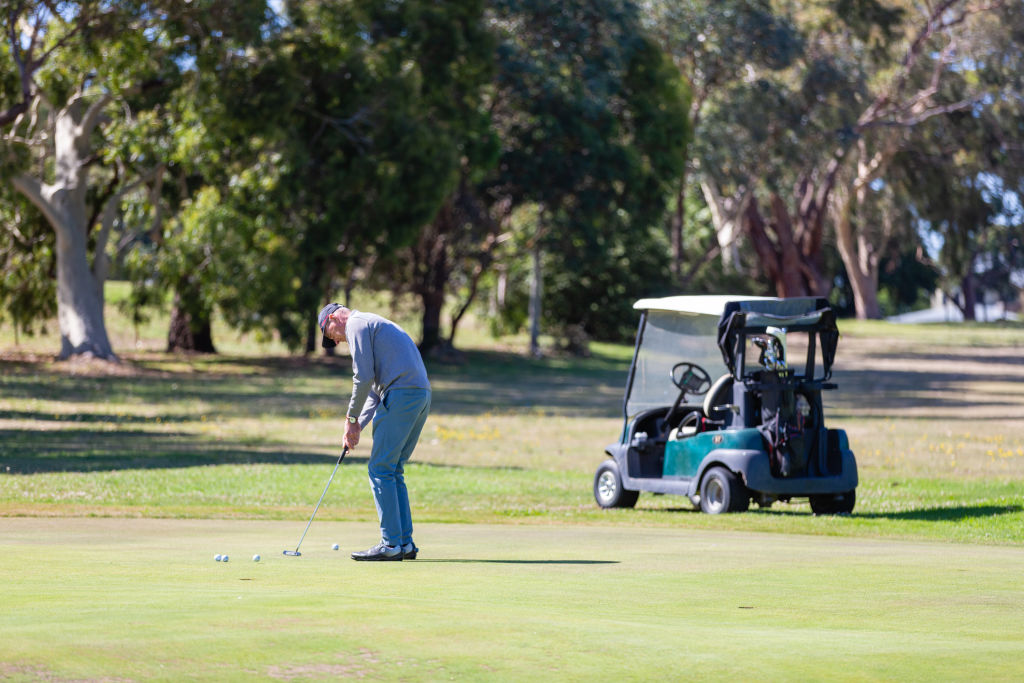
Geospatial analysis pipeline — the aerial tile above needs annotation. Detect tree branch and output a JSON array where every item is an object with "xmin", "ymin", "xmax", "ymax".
[{"xmin": 12, "ymin": 174, "xmax": 61, "ymax": 230}]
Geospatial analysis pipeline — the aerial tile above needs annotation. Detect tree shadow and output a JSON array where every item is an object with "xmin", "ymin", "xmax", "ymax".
[
  {"xmin": 0, "ymin": 427, "xmax": 346, "ymax": 473},
  {"xmin": 0, "ymin": 426, "xmax": 528, "ymax": 474},
  {"xmin": 827, "ymin": 364, "xmax": 1024, "ymax": 419},
  {"xmin": 854, "ymin": 504, "xmax": 1023, "ymax": 522},
  {"xmin": 0, "ymin": 349, "xmax": 630, "ymax": 420},
  {"xmin": 631, "ymin": 504, "xmax": 1023, "ymax": 521},
  {"xmin": 413, "ymin": 559, "xmax": 619, "ymax": 565}
]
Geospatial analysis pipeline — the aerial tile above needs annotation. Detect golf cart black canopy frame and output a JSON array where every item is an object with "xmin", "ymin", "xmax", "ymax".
[{"xmin": 717, "ymin": 297, "xmax": 839, "ymax": 381}]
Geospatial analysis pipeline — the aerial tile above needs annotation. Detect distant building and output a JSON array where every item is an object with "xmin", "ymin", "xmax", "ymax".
[{"xmin": 887, "ymin": 289, "xmax": 1021, "ymax": 324}]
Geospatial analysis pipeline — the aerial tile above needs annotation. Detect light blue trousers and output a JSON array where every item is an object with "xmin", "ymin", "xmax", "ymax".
[{"xmin": 368, "ymin": 388, "xmax": 431, "ymax": 547}]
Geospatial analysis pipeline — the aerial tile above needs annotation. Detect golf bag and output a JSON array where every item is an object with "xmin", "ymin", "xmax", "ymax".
[{"xmin": 754, "ymin": 370, "xmax": 808, "ymax": 477}]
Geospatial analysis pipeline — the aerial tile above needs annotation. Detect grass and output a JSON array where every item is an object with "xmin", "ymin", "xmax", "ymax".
[
  {"xmin": 3, "ymin": 519, "xmax": 1024, "ymax": 681},
  {"xmin": 2, "ymin": 323, "xmax": 1022, "ymax": 543},
  {"xmin": 2, "ymin": 284, "xmax": 1024, "ymax": 679}
]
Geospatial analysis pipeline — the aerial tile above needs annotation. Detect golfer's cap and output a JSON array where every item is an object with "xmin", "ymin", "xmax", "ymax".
[{"xmin": 318, "ymin": 303, "xmax": 343, "ymax": 349}]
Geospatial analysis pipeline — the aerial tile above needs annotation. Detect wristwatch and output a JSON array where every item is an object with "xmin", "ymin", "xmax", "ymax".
[{"xmin": 346, "ymin": 415, "xmax": 358, "ymax": 424}]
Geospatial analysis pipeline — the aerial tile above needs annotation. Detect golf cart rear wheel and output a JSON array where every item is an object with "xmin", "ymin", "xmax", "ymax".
[
  {"xmin": 699, "ymin": 466, "xmax": 749, "ymax": 514},
  {"xmin": 809, "ymin": 489, "xmax": 856, "ymax": 515},
  {"xmin": 594, "ymin": 460, "xmax": 639, "ymax": 509}
]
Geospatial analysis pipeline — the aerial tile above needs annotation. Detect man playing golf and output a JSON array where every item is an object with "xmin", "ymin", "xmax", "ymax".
[{"xmin": 318, "ymin": 303, "xmax": 432, "ymax": 561}]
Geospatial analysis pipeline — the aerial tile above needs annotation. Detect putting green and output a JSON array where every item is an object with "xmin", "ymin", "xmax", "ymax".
[{"xmin": 3, "ymin": 518, "xmax": 1023, "ymax": 681}]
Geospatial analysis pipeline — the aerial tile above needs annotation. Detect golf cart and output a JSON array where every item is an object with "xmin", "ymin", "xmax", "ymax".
[{"xmin": 594, "ymin": 295, "xmax": 857, "ymax": 514}]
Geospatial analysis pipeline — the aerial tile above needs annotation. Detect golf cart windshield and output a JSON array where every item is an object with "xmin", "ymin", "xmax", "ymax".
[
  {"xmin": 623, "ymin": 296, "xmax": 839, "ymax": 422},
  {"xmin": 625, "ymin": 310, "xmax": 727, "ymax": 419}
]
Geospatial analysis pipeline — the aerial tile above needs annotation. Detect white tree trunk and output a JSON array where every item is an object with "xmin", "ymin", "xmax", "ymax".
[
  {"xmin": 700, "ymin": 179, "xmax": 747, "ymax": 271},
  {"xmin": 830, "ymin": 141, "xmax": 888, "ymax": 320},
  {"xmin": 12, "ymin": 96, "xmax": 117, "ymax": 360},
  {"xmin": 54, "ymin": 213, "xmax": 115, "ymax": 358},
  {"xmin": 528, "ymin": 233, "xmax": 542, "ymax": 358}
]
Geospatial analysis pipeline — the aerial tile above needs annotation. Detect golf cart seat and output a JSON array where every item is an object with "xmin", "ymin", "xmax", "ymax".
[
  {"xmin": 703, "ymin": 373, "xmax": 734, "ymax": 423},
  {"xmin": 668, "ymin": 374, "xmax": 734, "ymax": 441}
]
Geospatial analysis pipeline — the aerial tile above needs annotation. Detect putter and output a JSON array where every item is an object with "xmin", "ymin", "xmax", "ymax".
[{"xmin": 283, "ymin": 446, "xmax": 349, "ymax": 557}]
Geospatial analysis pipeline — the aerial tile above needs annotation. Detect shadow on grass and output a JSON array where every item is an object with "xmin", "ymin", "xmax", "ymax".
[
  {"xmin": 0, "ymin": 427, "xmax": 526, "ymax": 474},
  {"xmin": 0, "ymin": 409, "xmax": 195, "ymax": 424},
  {"xmin": 0, "ymin": 428, "xmax": 350, "ymax": 474},
  {"xmin": 414, "ymin": 559, "xmax": 619, "ymax": 565},
  {"xmin": 0, "ymin": 349, "xmax": 629, "ymax": 419},
  {"xmin": 854, "ymin": 504, "xmax": 1023, "ymax": 521},
  {"xmin": 631, "ymin": 504, "xmax": 1023, "ymax": 520}
]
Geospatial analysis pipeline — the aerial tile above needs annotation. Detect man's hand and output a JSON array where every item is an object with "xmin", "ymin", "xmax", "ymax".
[{"xmin": 344, "ymin": 420, "xmax": 361, "ymax": 449}]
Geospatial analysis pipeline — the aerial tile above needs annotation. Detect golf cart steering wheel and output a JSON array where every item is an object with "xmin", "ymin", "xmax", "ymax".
[{"xmin": 670, "ymin": 362, "xmax": 712, "ymax": 396}]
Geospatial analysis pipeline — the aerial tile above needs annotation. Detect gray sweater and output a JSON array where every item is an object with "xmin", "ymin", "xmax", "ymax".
[{"xmin": 345, "ymin": 311, "xmax": 430, "ymax": 427}]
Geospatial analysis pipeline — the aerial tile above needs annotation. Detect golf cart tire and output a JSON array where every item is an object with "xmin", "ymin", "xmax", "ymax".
[
  {"xmin": 809, "ymin": 489, "xmax": 856, "ymax": 515},
  {"xmin": 699, "ymin": 466, "xmax": 749, "ymax": 514},
  {"xmin": 594, "ymin": 460, "xmax": 639, "ymax": 509}
]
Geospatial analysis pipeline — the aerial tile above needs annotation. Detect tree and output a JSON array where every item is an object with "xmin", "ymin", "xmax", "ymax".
[
  {"xmin": 691, "ymin": 0, "xmax": 1021, "ymax": 318},
  {"xmin": 642, "ymin": 0, "xmax": 803, "ymax": 279},
  {"xmin": 0, "ymin": 0, "xmax": 267, "ymax": 359},
  {"xmin": 482, "ymin": 0, "xmax": 690, "ymax": 352}
]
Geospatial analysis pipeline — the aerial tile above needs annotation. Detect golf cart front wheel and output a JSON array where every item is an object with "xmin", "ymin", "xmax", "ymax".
[
  {"xmin": 699, "ymin": 466, "xmax": 749, "ymax": 514},
  {"xmin": 809, "ymin": 490, "xmax": 856, "ymax": 515},
  {"xmin": 594, "ymin": 460, "xmax": 639, "ymax": 509}
]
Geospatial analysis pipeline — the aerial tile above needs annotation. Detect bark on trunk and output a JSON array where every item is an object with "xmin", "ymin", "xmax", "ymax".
[
  {"xmin": 743, "ymin": 196, "xmax": 813, "ymax": 297},
  {"xmin": 960, "ymin": 273, "xmax": 978, "ymax": 321},
  {"xmin": 414, "ymin": 202, "xmax": 452, "ymax": 356},
  {"xmin": 700, "ymin": 179, "xmax": 744, "ymax": 272},
  {"xmin": 830, "ymin": 144, "xmax": 887, "ymax": 320},
  {"xmin": 12, "ymin": 96, "xmax": 118, "ymax": 360},
  {"xmin": 54, "ymin": 219, "xmax": 117, "ymax": 359},
  {"xmin": 167, "ymin": 292, "xmax": 216, "ymax": 353},
  {"xmin": 528, "ymin": 230, "xmax": 543, "ymax": 358},
  {"xmin": 834, "ymin": 204, "xmax": 882, "ymax": 320},
  {"xmin": 670, "ymin": 177, "xmax": 684, "ymax": 284}
]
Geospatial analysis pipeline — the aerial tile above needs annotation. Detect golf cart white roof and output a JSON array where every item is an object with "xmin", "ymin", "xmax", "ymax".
[{"xmin": 633, "ymin": 295, "xmax": 780, "ymax": 316}]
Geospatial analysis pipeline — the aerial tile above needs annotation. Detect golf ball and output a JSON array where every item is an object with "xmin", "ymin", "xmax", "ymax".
[
  {"xmin": 253, "ymin": 554, "xmax": 261, "ymax": 562},
  {"xmin": 332, "ymin": 543, "xmax": 340, "ymax": 551},
  {"xmin": 215, "ymin": 554, "xmax": 223, "ymax": 562},
  {"xmin": 222, "ymin": 555, "xmax": 229, "ymax": 563}
]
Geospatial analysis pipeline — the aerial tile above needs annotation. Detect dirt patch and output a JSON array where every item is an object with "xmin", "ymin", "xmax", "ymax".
[
  {"xmin": 266, "ymin": 650, "xmax": 384, "ymax": 680},
  {"xmin": 0, "ymin": 662, "xmax": 132, "ymax": 683}
]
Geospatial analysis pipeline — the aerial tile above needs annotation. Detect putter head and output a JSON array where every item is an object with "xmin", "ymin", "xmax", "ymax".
[{"xmin": 282, "ymin": 550, "xmax": 301, "ymax": 556}]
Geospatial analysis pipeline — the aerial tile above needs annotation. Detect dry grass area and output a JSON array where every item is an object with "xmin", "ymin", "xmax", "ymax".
[{"xmin": 828, "ymin": 337, "xmax": 1024, "ymax": 481}]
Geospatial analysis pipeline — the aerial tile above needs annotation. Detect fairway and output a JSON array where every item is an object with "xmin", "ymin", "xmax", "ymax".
[{"xmin": 3, "ymin": 518, "xmax": 1024, "ymax": 681}]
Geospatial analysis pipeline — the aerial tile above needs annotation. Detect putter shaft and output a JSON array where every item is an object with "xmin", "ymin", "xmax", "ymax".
[{"xmin": 284, "ymin": 446, "xmax": 348, "ymax": 556}]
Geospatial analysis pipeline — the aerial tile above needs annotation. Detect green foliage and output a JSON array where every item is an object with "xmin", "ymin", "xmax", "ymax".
[
  {"xmin": 156, "ymin": 0, "xmax": 498, "ymax": 350},
  {"xmin": 486, "ymin": 0, "xmax": 691, "ymax": 344},
  {"xmin": 877, "ymin": 249, "xmax": 939, "ymax": 315},
  {"xmin": 0, "ymin": 194, "xmax": 55, "ymax": 337}
]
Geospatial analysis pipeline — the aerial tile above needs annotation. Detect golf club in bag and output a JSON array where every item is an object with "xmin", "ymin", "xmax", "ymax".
[{"xmin": 283, "ymin": 445, "xmax": 348, "ymax": 557}]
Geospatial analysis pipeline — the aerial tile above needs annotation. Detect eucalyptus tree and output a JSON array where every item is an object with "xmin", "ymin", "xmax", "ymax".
[
  {"xmin": 890, "ymin": 84, "xmax": 1024, "ymax": 319},
  {"xmin": 692, "ymin": 0, "xmax": 1020, "ymax": 318},
  {"xmin": 641, "ymin": 0, "xmax": 802, "ymax": 279},
  {"xmin": 0, "ymin": 0, "xmax": 267, "ymax": 359}
]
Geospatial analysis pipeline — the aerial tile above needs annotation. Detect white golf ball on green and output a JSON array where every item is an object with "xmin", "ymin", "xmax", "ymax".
[
  {"xmin": 222, "ymin": 555, "xmax": 229, "ymax": 562},
  {"xmin": 252, "ymin": 554, "xmax": 261, "ymax": 562},
  {"xmin": 215, "ymin": 554, "xmax": 223, "ymax": 562},
  {"xmin": 332, "ymin": 543, "xmax": 339, "ymax": 551}
]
